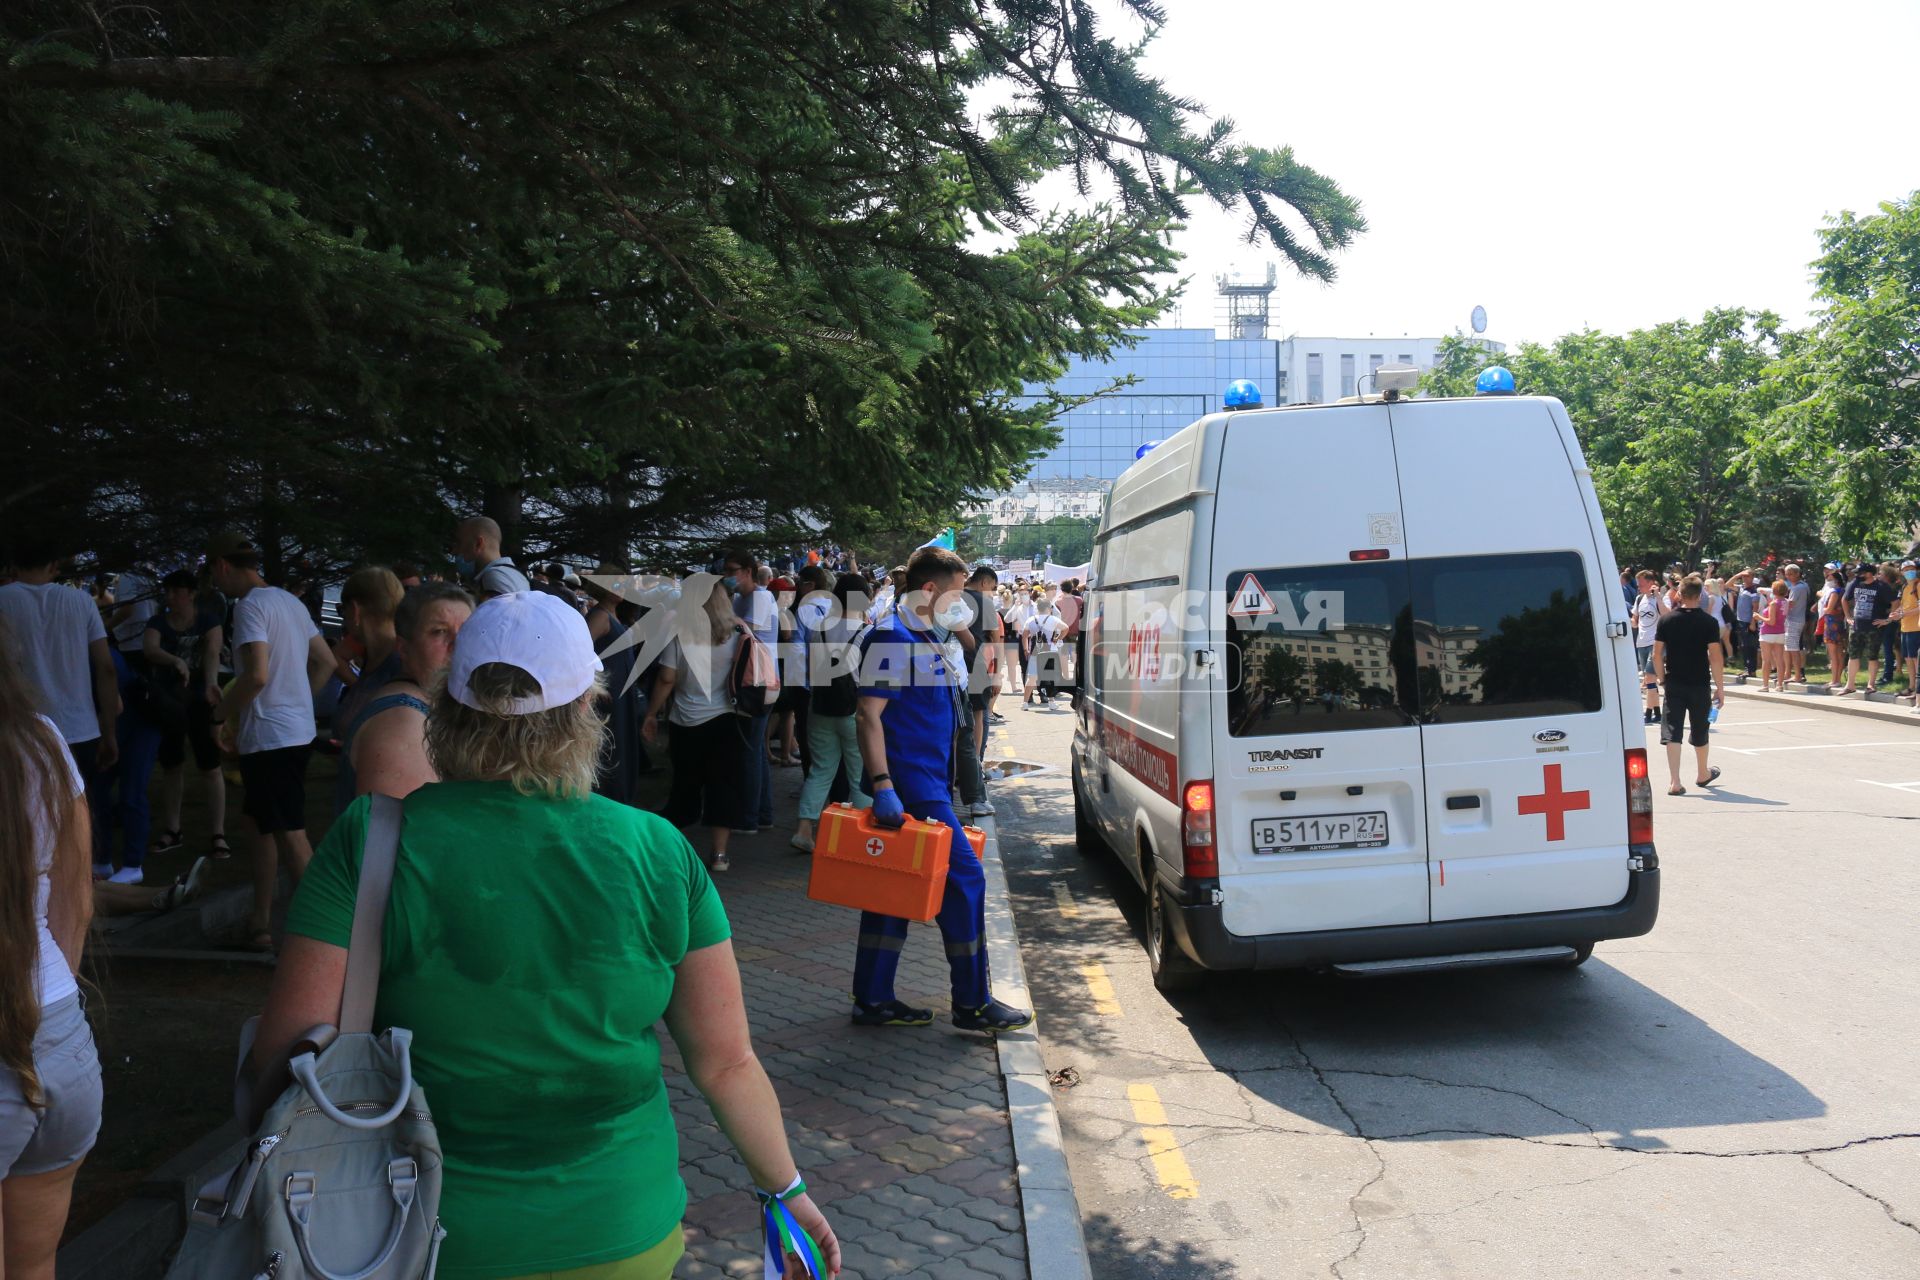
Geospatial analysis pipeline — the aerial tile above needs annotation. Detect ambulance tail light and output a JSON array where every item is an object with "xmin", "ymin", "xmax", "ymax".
[
  {"xmin": 1624, "ymin": 749, "xmax": 1653, "ymax": 845},
  {"xmin": 1181, "ymin": 780, "xmax": 1218, "ymax": 878}
]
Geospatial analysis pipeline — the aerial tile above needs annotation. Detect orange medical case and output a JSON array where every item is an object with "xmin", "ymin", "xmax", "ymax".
[{"xmin": 808, "ymin": 804, "xmax": 953, "ymax": 923}]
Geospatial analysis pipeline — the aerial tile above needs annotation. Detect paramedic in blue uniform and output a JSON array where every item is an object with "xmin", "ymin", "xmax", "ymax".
[{"xmin": 850, "ymin": 546, "xmax": 1034, "ymax": 1032}]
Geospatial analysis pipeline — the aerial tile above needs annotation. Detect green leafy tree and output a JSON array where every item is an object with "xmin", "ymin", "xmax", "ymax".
[
  {"xmin": 987, "ymin": 517, "xmax": 1099, "ymax": 567},
  {"xmin": 1424, "ymin": 312, "xmax": 1790, "ymax": 568},
  {"xmin": 1765, "ymin": 192, "xmax": 1920, "ymax": 552},
  {"xmin": 2, "ymin": 2, "xmax": 1364, "ymax": 573}
]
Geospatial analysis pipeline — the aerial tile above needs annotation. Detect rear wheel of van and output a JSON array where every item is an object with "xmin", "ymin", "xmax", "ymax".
[
  {"xmin": 1072, "ymin": 761, "xmax": 1106, "ymax": 858},
  {"xmin": 1145, "ymin": 880, "xmax": 1203, "ymax": 994}
]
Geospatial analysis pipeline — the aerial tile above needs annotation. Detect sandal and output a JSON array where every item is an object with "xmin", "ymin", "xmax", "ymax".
[
  {"xmin": 1667, "ymin": 785, "xmax": 1686, "ymax": 796},
  {"xmin": 1697, "ymin": 766, "xmax": 1722, "ymax": 788},
  {"xmin": 149, "ymin": 828, "xmax": 184, "ymax": 854},
  {"xmin": 210, "ymin": 833, "xmax": 232, "ymax": 859}
]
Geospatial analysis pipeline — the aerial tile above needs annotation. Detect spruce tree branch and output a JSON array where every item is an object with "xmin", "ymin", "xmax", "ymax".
[
  {"xmin": 6, "ymin": 0, "xmax": 699, "ymax": 91},
  {"xmin": 505, "ymin": 84, "xmax": 731, "ymax": 321}
]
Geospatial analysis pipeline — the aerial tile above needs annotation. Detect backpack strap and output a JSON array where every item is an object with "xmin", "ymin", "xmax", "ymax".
[{"xmin": 340, "ymin": 793, "xmax": 405, "ymax": 1035}]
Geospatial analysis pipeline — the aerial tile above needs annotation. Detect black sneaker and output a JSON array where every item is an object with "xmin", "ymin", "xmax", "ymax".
[
  {"xmin": 851, "ymin": 999, "xmax": 934, "ymax": 1027},
  {"xmin": 952, "ymin": 998, "xmax": 1034, "ymax": 1032}
]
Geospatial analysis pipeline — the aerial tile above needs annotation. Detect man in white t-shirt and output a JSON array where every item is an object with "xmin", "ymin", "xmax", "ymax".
[
  {"xmin": 1022, "ymin": 603, "xmax": 1067, "ymax": 707},
  {"xmin": 208, "ymin": 532, "xmax": 335, "ymax": 950},
  {"xmin": 1631, "ymin": 570, "xmax": 1668, "ymax": 725},
  {"xmin": 0, "ymin": 540, "xmax": 122, "ymax": 872}
]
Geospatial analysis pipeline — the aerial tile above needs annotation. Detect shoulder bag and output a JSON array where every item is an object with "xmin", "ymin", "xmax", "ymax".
[{"xmin": 167, "ymin": 794, "xmax": 446, "ymax": 1279}]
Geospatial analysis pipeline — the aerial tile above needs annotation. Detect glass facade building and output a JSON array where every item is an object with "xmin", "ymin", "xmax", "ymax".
[
  {"xmin": 1015, "ymin": 327, "xmax": 1494, "ymax": 484},
  {"xmin": 1017, "ymin": 329, "xmax": 1226, "ymax": 482}
]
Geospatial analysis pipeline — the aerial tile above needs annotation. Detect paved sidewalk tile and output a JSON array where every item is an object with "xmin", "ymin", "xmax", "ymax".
[{"xmin": 662, "ymin": 770, "xmax": 1027, "ymax": 1279}]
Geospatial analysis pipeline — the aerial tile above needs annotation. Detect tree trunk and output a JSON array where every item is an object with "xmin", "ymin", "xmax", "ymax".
[{"xmin": 483, "ymin": 483, "xmax": 525, "ymax": 559}]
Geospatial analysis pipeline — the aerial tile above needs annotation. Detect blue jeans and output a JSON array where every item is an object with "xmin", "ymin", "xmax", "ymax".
[
  {"xmin": 88, "ymin": 651, "xmax": 163, "ymax": 870},
  {"xmin": 105, "ymin": 709, "xmax": 163, "ymax": 868},
  {"xmin": 852, "ymin": 800, "xmax": 989, "ymax": 1011},
  {"xmin": 737, "ymin": 711, "xmax": 774, "ymax": 828}
]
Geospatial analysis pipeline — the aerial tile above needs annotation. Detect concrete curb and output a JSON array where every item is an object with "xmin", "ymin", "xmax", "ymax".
[
  {"xmin": 976, "ymin": 814, "xmax": 1094, "ymax": 1280},
  {"xmin": 1722, "ymin": 683, "xmax": 1919, "ymax": 728}
]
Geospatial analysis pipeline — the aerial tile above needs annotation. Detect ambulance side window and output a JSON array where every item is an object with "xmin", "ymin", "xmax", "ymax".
[
  {"xmin": 1224, "ymin": 563, "xmax": 1417, "ymax": 737},
  {"xmin": 1409, "ymin": 552, "xmax": 1603, "ymax": 723}
]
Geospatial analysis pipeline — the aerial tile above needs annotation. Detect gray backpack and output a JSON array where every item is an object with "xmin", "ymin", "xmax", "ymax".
[{"xmin": 168, "ymin": 795, "xmax": 447, "ymax": 1280}]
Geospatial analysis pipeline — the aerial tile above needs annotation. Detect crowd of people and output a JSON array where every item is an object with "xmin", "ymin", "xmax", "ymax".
[
  {"xmin": 1627, "ymin": 556, "xmax": 1919, "ymax": 715},
  {"xmin": 0, "ymin": 516, "xmax": 1105, "ymax": 1279},
  {"xmin": 1626, "ymin": 556, "xmax": 1919, "ymax": 798}
]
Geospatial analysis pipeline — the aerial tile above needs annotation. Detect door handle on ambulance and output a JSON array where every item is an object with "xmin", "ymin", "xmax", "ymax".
[{"xmin": 1445, "ymin": 795, "xmax": 1481, "ymax": 811}]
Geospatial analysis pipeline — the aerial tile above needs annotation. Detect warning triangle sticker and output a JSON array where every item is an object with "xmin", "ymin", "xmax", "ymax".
[{"xmin": 1227, "ymin": 573, "xmax": 1276, "ymax": 619}]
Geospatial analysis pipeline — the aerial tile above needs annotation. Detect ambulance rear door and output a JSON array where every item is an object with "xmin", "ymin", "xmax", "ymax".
[
  {"xmin": 1387, "ymin": 396, "xmax": 1629, "ymax": 922},
  {"xmin": 1212, "ymin": 405, "xmax": 1429, "ymax": 936}
]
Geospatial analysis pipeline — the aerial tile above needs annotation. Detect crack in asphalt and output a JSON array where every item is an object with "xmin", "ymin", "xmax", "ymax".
[
  {"xmin": 1264, "ymin": 1016, "xmax": 1387, "ymax": 1280},
  {"xmin": 1802, "ymin": 1153, "xmax": 1920, "ymax": 1237},
  {"xmin": 1060, "ymin": 1043, "xmax": 1920, "ymax": 1162},
  {"xmin": 1361, "ymin": 1161, "xmax": 1642, "ymax": 1234},
  {"xmin": 1314, "ymin": 1065, "xmax": 1606, "ymax": 1148}
]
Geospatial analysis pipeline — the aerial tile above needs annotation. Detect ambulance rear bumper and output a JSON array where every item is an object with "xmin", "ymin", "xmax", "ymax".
[{"xmin": 1163, "ymin": 849, "xmax": 1660, "ymax": 972}]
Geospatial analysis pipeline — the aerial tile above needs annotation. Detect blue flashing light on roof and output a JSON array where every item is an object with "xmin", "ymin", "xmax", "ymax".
[
  {"xmin": 1224, "ymin": 379, "xmax": 1262, "ymax": 410},
  {"xmin": 1134, "ymin": 439, "xmax": 1163, "ymax": 460},
  {"xmin": 1474, "ymin": 366, "xmax": 1517, "ymax": 396}
]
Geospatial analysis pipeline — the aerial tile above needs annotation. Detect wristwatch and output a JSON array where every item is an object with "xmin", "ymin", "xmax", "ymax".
[{"xmin": 870, "ymin": 772, "xmax": 892, "ymax": 785}]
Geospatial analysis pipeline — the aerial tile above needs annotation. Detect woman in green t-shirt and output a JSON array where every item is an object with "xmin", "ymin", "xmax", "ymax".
[{"xmin": 252, "ymin": 592, "xmax": 840, "ymax": 1280}]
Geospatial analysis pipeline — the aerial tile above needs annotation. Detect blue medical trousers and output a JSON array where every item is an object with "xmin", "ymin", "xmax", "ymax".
[{"xmin": 852, "ymin": 799, "xmax": 989, "ymax": 1011}]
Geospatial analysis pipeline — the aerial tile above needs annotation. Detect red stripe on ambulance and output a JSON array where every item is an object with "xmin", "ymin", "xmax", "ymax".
[{"xmin": 1097, "ymin": 715, "xmax": 1178, "ymax": 804}]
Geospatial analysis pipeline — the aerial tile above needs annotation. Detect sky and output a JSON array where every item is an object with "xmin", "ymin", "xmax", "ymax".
[{"xmin": 1043, "ymin": 0, "xmax": 1919, "ymax": 346}]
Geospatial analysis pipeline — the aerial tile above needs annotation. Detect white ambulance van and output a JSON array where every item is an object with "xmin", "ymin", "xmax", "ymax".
[{"xmin": 1071, "ymin": 377, "xmax": 1658, "ymax": 991}]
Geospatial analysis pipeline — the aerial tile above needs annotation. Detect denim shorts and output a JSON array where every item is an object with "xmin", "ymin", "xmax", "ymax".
[
  {"xmin": 1635, "ymin": 646, "xmax": 1654, "ymax": 675},
  {"xmin": 0, "ymin": 993, "xmax": 103, "ymax": 1177},
  {"xmin": 1903, "ymin": 631, "xmax": 1920, "ymax": 660}
]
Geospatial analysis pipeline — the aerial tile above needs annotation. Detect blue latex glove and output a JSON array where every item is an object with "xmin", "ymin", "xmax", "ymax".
[{"xmin": 871, "ymin": 787, "xmax": 906, "ymax": 828}]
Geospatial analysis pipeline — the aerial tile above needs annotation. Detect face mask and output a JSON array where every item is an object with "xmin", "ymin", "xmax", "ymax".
[
  {"xmin": 451, "ymin": 554, "xmax": 476, "ymax": 577},
  {"xmin": 721, "ymin": 575, "xmax": 739, "ymax": 595},
  {"xmin": 935, "ymin": 598, "xmax": 974, "ymax": 631},
  {"xmin": 1906, "ymin": 571, "xmax": 1917, "ymax": 582}
]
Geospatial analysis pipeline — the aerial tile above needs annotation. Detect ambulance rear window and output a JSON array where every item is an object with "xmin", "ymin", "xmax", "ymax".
[
  {"xmin": 1223, "ymin": 562, "xmax": 1416, "ymax": 737},
  {"xmin": 1411, "ymin": 551, "xmax": 1602, "ymax": 722}
]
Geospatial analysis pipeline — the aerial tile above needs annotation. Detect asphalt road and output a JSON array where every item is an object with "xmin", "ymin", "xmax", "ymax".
[{"xmin": 987, "ymin": 698, "xmax": 1920, "ymax": 1279}]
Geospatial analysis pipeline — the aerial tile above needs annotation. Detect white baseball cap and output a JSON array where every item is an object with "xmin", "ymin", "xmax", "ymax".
[{"xmin": 447, "ymin": 590, "xmax": 602, "ymax": 715}]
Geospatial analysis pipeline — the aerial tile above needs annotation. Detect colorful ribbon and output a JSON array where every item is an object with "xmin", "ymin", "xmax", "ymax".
[{"xmin": 756, "ymin": 1176, "xmax": 826, "ymax": 1280}]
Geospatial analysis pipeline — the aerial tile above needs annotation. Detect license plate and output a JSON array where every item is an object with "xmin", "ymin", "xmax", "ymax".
[{"xmin": 1252, "ymin": 811, "xmax": 1389, "ymax": 853}]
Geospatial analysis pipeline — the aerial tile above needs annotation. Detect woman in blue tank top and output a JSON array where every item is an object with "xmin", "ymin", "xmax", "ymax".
[{"xmin": 340, "ymin": 583, "xmax": 473, "ymax": 803}]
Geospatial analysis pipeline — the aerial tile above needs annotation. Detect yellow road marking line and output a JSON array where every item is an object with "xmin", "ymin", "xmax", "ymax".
[
  {"xmin": 1079, "ymin": 963, "xmax": 1121, "ymax": 1016},
  {"xmin": 1051, "ymin": 880, "xmax": 1079, "ymax": 918},
  {"xmin": 1127, "ymin": 1083, "xmax": 1199, "ymax": 1199}
]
